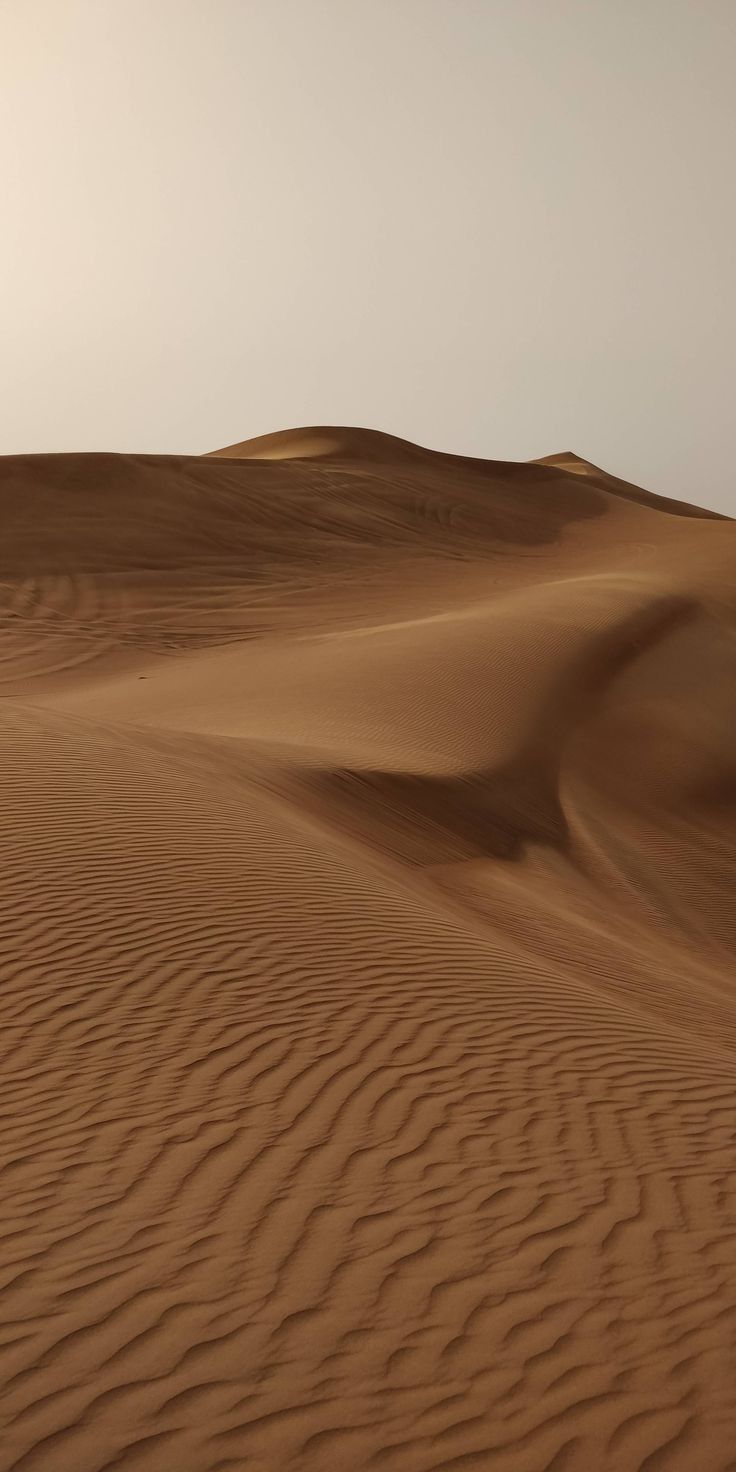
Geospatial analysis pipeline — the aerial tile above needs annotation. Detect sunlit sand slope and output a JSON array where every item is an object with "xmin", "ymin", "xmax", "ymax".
[{"xmin": 0, "ymin": 430, "xmax": 734, "ymax": 1471}]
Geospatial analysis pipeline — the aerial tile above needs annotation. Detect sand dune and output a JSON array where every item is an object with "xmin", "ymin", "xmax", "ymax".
[{"xmin": 0, "ymin": 428, "xmax": 734, "ymax": 1471}]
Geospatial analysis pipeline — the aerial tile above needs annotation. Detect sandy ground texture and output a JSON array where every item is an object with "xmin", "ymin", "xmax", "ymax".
[{"xmin": 0, "ymin": 427, "xmax": 735, "ymax": 1472}]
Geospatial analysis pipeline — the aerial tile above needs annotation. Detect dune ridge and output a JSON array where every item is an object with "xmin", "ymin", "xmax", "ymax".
[{"xmin": 0, "ymin": 428, "xmax": 734, "ymax": 1471}]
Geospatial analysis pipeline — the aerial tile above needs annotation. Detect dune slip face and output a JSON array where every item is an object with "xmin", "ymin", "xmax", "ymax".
[{"xmin": 0, "ymin": 427, "xmax": 735, "ymax": 1472}]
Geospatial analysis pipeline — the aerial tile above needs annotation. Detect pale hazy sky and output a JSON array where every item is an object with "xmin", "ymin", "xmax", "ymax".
[{"xmin": 2, "ymin": 1, "xmax": 734, "ymax": 511}]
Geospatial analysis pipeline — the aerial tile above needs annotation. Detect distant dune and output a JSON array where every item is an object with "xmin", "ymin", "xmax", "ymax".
[{"xmin": 0, "ymin": 429, "xmax": 734, "ymax": 1471}]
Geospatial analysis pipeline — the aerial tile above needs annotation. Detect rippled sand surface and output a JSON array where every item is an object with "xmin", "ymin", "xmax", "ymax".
[{"xmin": 1, "ymin": 427, "xmax": 734, "ymax": 1471}]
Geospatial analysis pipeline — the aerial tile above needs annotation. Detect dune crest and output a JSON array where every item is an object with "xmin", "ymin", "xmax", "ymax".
[
  {"xmin": 207, "ymin": 422, "xmax": 501, "ymax": 465},
  {"xmin": 0, "ymin": 429, "xmax": 735, "ymax": 1471},
  {"xmin": 209, "ymin": 425, "xmax": 346, "ymax": 459}
]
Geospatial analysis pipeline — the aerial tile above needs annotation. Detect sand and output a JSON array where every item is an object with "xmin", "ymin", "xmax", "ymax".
[{"xmin": 0, "ymin": 427, "xmax": 734, "ymax": 1471}]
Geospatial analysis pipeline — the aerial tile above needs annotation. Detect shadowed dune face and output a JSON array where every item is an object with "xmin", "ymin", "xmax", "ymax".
[
  {"xmin": 1, "ymin": 427, "xmax": 735, "ymax": 1472},
  {"xmin": 0, "ymin": 443, "xmax": 607, "ymax": 576},
  {"xmin": 301, "ymin": 593, "xmax": 699, "ymax": 867}
]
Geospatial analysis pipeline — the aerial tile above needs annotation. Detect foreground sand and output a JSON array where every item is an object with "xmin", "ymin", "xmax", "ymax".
[{"xmin": 0, "ymin": 428, "xmax": 734, "ymax": 1471}]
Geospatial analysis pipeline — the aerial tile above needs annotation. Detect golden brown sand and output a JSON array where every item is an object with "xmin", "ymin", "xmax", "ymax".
[{"xmin": 0, "ymin": 427, "xmax": 734, "ymax": 1471}]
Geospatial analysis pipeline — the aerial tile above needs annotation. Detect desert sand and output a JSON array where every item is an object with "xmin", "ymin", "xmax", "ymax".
[{"xmin": 0, "ymin": 427, "xmax": 734, "ymax": 1471}]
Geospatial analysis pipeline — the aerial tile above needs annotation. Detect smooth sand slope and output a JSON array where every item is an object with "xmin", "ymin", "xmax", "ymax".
[{"xmin": 0, "ymin": 428, "xmax": 735, "ymax": 1471}]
